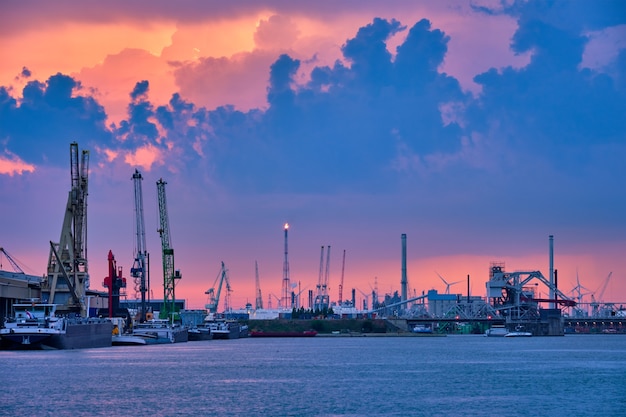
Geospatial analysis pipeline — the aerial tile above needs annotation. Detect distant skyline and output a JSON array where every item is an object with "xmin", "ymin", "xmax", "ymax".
[{"xmin": 1, "ymin": 1, "xmax": 625, "ymax": 310}]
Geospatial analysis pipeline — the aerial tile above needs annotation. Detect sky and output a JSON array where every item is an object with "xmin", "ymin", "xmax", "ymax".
[{"xmin": 1, "ymin": 0, "xmax": 625, "ymax": 311}]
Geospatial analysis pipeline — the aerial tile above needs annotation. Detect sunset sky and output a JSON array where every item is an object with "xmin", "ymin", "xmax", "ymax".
[{"xmin": 1, "ymin": 0, "xmax": 625, "ymax": 311}]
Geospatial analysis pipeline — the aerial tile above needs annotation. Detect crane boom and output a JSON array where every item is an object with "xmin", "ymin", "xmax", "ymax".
[
  {"xmin": 131, "ymin": 170, "xmax": 149, "ymax": 322},
  {"xmin": 0, "ymin": 247, "xmax": 25, "ymax": 274},
  {"xmin": 156, "ymin": 178, "xmax": 181, "ymax": 320}
]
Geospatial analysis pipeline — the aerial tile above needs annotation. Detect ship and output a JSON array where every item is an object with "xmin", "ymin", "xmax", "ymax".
[
  {"xmin": 0, "ymin": 302, "xmax": 112, "ymax": 350},
  {"xmin": 132, "ymin": 319, "xmax": 188, "ymax": 344},
  {"xmin": 205, "ymin": 318, "xmax": 241, "ymax": 339},
  {"xmin": 484, "ymin": 325, "xmax": 508, "ymax": 337}
]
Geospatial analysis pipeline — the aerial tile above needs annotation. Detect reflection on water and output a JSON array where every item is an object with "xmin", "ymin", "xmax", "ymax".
[{"xmin": 1, "ymin": 335, "xmax": 625, "ymax": 416}]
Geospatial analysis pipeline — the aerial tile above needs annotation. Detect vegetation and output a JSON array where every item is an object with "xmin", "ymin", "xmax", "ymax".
[{"xmin": 246, "ymin": 318, "xmax": 388, "ymax": 334}]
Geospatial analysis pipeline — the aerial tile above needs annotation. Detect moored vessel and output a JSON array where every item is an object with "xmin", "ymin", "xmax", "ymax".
[
  {"xmin": 132, "ymin": 319, "xmax": 188, "ymax": 344},
  {"xmin": 484, "ymin": 325, "xmax": 508, "ymax": 337},
  {"xmin": 1, "ymin": 302, "xmax": 112, "ymax": 350}
]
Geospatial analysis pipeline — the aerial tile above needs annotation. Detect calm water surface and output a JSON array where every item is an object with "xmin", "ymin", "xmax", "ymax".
[{"xmin": 1, "ymin": 334, "xmax": 625, "ymax": 417}]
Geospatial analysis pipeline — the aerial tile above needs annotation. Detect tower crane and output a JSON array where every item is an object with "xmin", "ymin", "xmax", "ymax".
[
  {"xmin": 205, "ymin": 261, "xmax": 229, "ymax": 314},
  {"xmin": 254, "ymin": 260, "xmax": 263, "ymax": 310},
  {"xmin": 156, "ymin": 178, "xmax": 181, "ymax": 320},
  {"xmin": 43, "ymin": 142, "xmax": 89, "ymax": 316},
  {"xmin": 130, "ymin": 170, "xmax": 149, "ymax": 322}
]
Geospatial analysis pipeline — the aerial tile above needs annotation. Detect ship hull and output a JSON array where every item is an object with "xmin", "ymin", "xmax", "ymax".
[{"xmin": 1, "ymin": 320, "xmax": 113, "ymax": 350}]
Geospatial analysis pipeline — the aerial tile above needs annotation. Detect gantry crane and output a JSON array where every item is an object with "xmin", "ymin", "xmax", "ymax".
[
  {"xmin": 130, "ymin": 169, "xmax": 149, "ymax": 322},
  {"xmin": 314, "ymin": 245, "xmax": 331, "ymax": 311},
  {"xmin": 43, "ymin": 142, "xmax": 89, "ymax": 316},
  {"xmin": 156, "ymin": 178, "xmax": 181, "ymax": 320},
  {"xmin": 205, "ymin": 261, "xmax": 229, "ymax": 314}
]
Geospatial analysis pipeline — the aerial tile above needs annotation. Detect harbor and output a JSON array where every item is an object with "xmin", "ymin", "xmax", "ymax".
[{"xmin": 1, "ymin": 143, "xmax": 624, "ymax": 348}]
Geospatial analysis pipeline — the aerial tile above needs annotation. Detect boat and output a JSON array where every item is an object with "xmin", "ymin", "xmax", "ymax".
[
  {"xmin": 484, "ymin": 325, "xmax": 508, "ymax": 337},
  {"xmin": 205, "ymin": 319, "xmax": 241, "ymax": 339},
  {"xmin": 504, "ymin": 326, "xmax": 532, "ymax": 337},
  {"xmin": 0, "ymin": 302, "xmax": 113, "ymax": 350},
  {"xmin": 250, "ymin": 330, "xmax": 318, "ymax": 337},
  {"xmin": 132, "ymin": 319, "xmax": 188, "ymax": 344},
  {"xmin": 108, "ymin": 317, "xmax": 147, "ymax": 346},
  {"xmin": 187, "ymin": 325, "xmax": 213, "ymax": 341},
  {"xmin": 412, "ymin": 325, "xmax": 433, "ymax": 334}
]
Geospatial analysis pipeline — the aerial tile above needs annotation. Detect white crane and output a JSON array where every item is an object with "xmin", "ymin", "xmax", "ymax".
[{"xmin": 130, "ymin": 169, "xmax": 149, "ymax": 322}]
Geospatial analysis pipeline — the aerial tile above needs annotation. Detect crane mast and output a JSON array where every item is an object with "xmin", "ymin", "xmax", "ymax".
[
  {"xmin": 131, "ymin": 169, "xmax": 149, "ymax": 322},
  {"xmin": 255, "ymin": 260, "xmax": 263, "ymax": 310},
  {"xmin": 156, "ymin": 178, "xmax": 181, "ymax": 321},
  {"xmin": 338, "ymin": 249, "xmax": 346, "ymax": 304},
  {"xmin": 43, "ymin": 142, "xmax": 89, "ymax": 316}
]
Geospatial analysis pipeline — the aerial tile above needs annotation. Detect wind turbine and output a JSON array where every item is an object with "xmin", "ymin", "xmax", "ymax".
[{"xmin": 436, "ymin": 272, "xmax": 462, "ymax": 295}]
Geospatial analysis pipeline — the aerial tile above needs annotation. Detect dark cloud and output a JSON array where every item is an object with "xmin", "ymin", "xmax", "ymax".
[
  {"xmin": 130, "ymin": 80, "xmax": 150, "ymax": 100},
  {"xmin": 0, "ymin": 73, "xmax": 111, "ymax": 165}
]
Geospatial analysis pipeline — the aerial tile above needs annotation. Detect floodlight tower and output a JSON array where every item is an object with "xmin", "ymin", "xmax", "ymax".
[{"xmin": 281, "ymin": 223, "xmax": 292, "ymax": 310}]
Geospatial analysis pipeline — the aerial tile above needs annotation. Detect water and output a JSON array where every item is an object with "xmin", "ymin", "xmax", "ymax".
[{"xmin": 1, "ymin": 335, "xmax": 625, "ymax": 417}]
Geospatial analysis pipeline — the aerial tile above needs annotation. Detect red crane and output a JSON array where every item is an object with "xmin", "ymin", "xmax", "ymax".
[{"xmin": 102, "ymin": 250, "xmax": 126, "ymax": 318}]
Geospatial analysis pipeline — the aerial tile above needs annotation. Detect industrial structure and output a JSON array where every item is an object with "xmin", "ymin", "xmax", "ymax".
[
  {"xmin": 41, "ymin": 142, "xmax": 91, "ymax": 316},
  {"xmin": 314, "ymin": 246, "xmax": 331, "ymax": 311},
  {"xmin": 281, "ymin": 223, "xmax": 292, "ymax": 309},
  {"xmin": 156, "ymin": 178, "xmax": 181, "ymax": 320},
  {"xmin": 255, "ymin": 261, "xmax": 263, "ymax": 310},
  {"xmin": 102, "ymin": 250, "xmax": 127, "ymax": 317},
  {"xmin": 338, "ymin": 249, "xmax": 346, "ymax": 305},
  {"xmin": 205, "ymin": 261, "xmax": 230, "ymax": 314},
  {"xmin": 130, "ymin": 169, "xmax": 149, "ymax": 322}
]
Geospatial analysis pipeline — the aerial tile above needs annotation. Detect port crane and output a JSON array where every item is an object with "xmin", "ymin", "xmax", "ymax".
[
  {"xmin": 130, "ymin": 170, "xmax": 149, "ymax": 322},
  {"xmin": 205, "ymin": 261, "xmax": 230, "ymax": 314},
  {"xmin": 338, "ymin": 249, "xmax": 346, "ymax": 304},
  {"xmin": 156, "ymin": 178, "xmax": 181, "ymax": 320},
  {"xmin": 314, "ymin": 246, "xmax": 331, "ymax": 311},
  {"xmin": 590, "ymin": 272, "xmax": 613, "ymax": 317},
  {"xmin": 102, "ymin": 250, "xmax": 127, "ymax": 318},
  {"xmin": 254, "ymin": 260, "xmax": 263, "ymax": 310},
  {"xmin": 43, "ymin": 142, "xmax": 90, "ymax": 316}
]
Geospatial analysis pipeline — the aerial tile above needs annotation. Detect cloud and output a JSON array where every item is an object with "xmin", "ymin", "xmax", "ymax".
[
  {"xmin": 0, "ymin": 151, "xmax": 35, "ymax": 176},
  {"xmin": 254, "ymin": 15, "xmax": 301, "ymax": 50},
  {"xmin": 0, "ymin": 73, "xmax": 112, "ymax": 166}
]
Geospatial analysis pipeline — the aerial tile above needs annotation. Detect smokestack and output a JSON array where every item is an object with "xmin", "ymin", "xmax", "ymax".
[
  {"xmin": 549, "ymin": 235, "xmax": 554, "ymax": 308},
  {"xmin": 401, "ymin": 234, "xmax": 407, "ymax": 303}
]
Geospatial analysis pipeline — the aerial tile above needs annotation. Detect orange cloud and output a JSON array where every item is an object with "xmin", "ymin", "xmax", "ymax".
[
  {"xmin": 0, "ymin": 152, "xmax": 35, "ymax": 176},
  {"xmin": 123, "ymin": 143, "xmax": 164, "ymax": 171}
]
